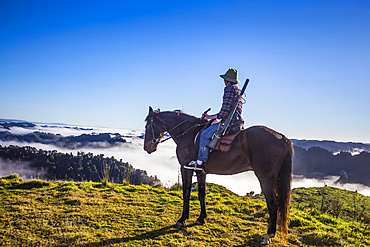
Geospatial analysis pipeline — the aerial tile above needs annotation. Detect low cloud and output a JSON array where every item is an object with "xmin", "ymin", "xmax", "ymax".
[
  {"xmin": 292, "ymin": 175, "xmax": 370, "ymax": 196},
  {"xmin": 0, "ymin": 158, "xmax": 46, "ymax": 180},
  {"xmin": 1, "ymin": 124, "xmax": 370, "ymax": 197}
]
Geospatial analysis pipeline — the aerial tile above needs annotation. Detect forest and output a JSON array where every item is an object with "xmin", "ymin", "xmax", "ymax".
[
  {"xmin": 0, "ymin": 145, "xmax": 160, "ymax": 186},
  {"xmin": 293, "ymin": 146, "xmax": 370, "ymax": 186}
]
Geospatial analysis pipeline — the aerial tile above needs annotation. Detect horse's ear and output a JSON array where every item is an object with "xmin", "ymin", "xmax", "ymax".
[
  {"xmin": 157, "ymin": 108, "xmax": 160, "ymax": 113},
  {"xmin": 149, "ymin": 106, "xmax": 154, "ymax": 116}
]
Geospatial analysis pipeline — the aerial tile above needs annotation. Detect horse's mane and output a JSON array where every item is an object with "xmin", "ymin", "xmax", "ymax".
[
  {"xmin": 145, "ymin": 109, "xmax": 199, "ymax": 122},
  {"xmin": 172, "ymin": 110, "xmax": 198, "ymax": 118},
  {"xmin": 159, "ymin": 110, "xmax": 199, "ymax": 121}
]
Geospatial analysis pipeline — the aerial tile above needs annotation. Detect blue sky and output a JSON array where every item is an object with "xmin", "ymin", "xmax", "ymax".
[{"xmin": 1, "ymin": 0, "xmax": 369, "ymax": 142}]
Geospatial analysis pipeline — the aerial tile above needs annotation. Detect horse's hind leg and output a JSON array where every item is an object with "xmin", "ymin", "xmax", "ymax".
[
  {"xmin": 195, "ymin": 171, "xmax": 207, "ymax": 225},
  {"xmin": 259, "ymin": 179, "xmax": 278, "ymax": 245},
  {"xmin": 175, "ymin": 167, "xmax": 193, "ymax": 227}
]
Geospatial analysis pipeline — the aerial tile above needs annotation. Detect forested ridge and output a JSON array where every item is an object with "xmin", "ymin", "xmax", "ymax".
[
  {"xmin": 293, "ymin": 146, "xmax": 370, "ymax": 186},
  {"xmin": 0, "ymin": 145, "xmax": 160, "ymax": 186}
]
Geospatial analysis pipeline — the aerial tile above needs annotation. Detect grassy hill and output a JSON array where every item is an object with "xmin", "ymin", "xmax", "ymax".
[{"xmin": 0, "ymin": 175, "xmax": 369, "ymax": 246}]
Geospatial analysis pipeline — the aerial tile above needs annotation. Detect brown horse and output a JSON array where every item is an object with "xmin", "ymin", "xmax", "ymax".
[{"xmin": 144, "ymin": 106, "xmax": 293, "ymax": 245}]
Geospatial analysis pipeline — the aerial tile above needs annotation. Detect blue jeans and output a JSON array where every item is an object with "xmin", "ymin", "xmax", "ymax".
[{"xmin": 198, "ymin": 123, "xmax": 220, "ymax": 162}]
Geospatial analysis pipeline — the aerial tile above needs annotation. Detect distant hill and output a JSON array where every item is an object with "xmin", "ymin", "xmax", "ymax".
[
  {"xmin": 293, "ymin": 146, "xmax": 370, "ymax": 186},
  {"xmin": 0, "ymin": 118, "xmax": 93, "ymax": 131},
  {"xmin": 291, "ymin": 139, "xmax": 370, "ymax": 154},
  {"xmin": 0, "ymin": 120, "xmax": 36, "ymax": 130},
  {"xmin": 0, "ymin": 130, "xmax": 127, "ymax": 149},
  {"xmin": 0, "ymin": 118, "xmax": 30, "ymax": 123}
]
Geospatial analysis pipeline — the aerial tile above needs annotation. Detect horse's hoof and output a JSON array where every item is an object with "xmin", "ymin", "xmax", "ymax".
[
  {"xmin": 174, "ymin": 221, "xmax": 185, "ymax": 228},
  {"xmin": 195, "ymin": 219, "xmax": 205, "ymax": 225},
  {"xmin": 259, "ymin": 234, "xmax": 274, "ymax": 245}
]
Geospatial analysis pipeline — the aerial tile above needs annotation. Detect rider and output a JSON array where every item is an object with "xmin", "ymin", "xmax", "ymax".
[{"xmin": 184, "ymin": 68, "xmax": 243, "ymax": 171}]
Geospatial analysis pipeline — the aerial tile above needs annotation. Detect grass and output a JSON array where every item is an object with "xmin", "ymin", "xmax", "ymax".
[{"xmin": 0, "ymin": 175, "xmax": 369, "ymax": 246}]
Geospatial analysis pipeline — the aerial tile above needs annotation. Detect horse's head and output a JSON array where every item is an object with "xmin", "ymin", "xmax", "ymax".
[{"xmin": 144, "ymin": 106, "xmax": 165, "ymax": 154}]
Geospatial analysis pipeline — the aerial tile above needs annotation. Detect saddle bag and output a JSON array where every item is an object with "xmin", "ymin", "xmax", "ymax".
[{"xmin": 214, "ymin": 132, "xmax": 239, "ymax": 152}]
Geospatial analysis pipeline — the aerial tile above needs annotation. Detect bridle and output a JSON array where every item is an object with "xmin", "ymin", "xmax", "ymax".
[
  {"xmin": 148, "ymin": 117, "xmax": 167, "ymax": 144},
  {"xmin": 147, "ymin": 116, "xmax": 206, "ymax": 145}
]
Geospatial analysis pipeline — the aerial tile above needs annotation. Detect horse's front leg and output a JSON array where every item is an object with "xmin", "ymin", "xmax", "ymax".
[
  {"xmin": 175, "ymin": 166, "xmax": 193, "ymax": 227},
  {"xmin": 195, "ymin": 171, "xmax": 207, "ymax": 225}
]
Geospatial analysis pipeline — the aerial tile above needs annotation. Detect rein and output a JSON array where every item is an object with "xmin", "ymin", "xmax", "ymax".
[{"xmin": 149, "ymin": 117, "xmax": 206, "ymax": 145}]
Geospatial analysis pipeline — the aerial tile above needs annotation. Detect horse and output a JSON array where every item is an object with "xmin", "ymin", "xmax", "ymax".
[{"xmin": 144, "ymin": 106, "xmax": 293, "ymax": 245}]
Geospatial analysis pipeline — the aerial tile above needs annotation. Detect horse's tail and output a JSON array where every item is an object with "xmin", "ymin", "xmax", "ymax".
[{"xmin": 277, "ymin": 140, "xmax": 293, "ymax": 240}]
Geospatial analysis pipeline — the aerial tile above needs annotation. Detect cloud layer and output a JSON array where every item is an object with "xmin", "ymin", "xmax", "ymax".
[{"xmin": 1, "ymin": 122, "xmax": 370, "ymax": 197}]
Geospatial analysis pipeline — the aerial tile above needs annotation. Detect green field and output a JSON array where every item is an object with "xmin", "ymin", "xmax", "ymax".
[{"xmin": 1, "ymin": 175, "xmax": 369, "ymax": 246}]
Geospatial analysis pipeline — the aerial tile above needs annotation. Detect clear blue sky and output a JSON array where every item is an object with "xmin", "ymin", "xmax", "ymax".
[{"xmin": 1, "ymin": 0, "xmax": 369, "ymax": 142}]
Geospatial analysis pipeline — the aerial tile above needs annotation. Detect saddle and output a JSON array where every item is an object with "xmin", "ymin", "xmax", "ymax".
[{"xmin": 197, "ymin": 120, "xmax": 244, "ymax": 152}]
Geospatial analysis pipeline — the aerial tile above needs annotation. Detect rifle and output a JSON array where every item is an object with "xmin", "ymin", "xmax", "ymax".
[{"xmin": 206, "ymin": 78, "xmax": 249, "ymax": 149}]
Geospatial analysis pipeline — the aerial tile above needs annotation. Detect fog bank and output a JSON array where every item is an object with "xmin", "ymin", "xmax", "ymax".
[{"xmin": 1, "ymin": 123, "xmax": 370, "ymax": 197}]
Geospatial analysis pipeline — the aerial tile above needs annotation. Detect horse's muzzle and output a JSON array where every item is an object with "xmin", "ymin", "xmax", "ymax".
[{"xmin": 144, "ymin": 144, "xmax": 157, "ymax": 154}]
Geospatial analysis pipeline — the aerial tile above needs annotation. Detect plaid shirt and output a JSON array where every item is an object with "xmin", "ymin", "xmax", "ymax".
[{"xmin": 217, "ymin": 84, "xmax": 243, "ymax": 121}]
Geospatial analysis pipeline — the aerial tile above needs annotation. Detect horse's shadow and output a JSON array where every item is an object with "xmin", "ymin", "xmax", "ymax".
[{"xmin": 77, "ymin": 223, "xmax": 197, "ymax": 247}]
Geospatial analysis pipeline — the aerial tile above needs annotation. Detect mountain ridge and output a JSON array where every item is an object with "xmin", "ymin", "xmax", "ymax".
[{"xmin": 291, "ymin": 139, "xmax": 370, "ymax": 154}]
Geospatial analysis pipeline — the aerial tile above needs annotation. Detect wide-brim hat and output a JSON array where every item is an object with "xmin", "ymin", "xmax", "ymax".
[{"xmin": 220, "ymin": 68, "xmax": 240, "ymax": 83}]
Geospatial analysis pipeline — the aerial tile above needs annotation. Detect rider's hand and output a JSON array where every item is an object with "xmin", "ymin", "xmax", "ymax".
[{"xmin": 202, "ymin": 113, "xmax": 217, "ymax": 120}]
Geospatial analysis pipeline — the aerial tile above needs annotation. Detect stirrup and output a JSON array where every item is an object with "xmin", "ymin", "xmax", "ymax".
[{"xmin": 184, "ymin": 161, "xmax": 203, "ymax": 171}]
